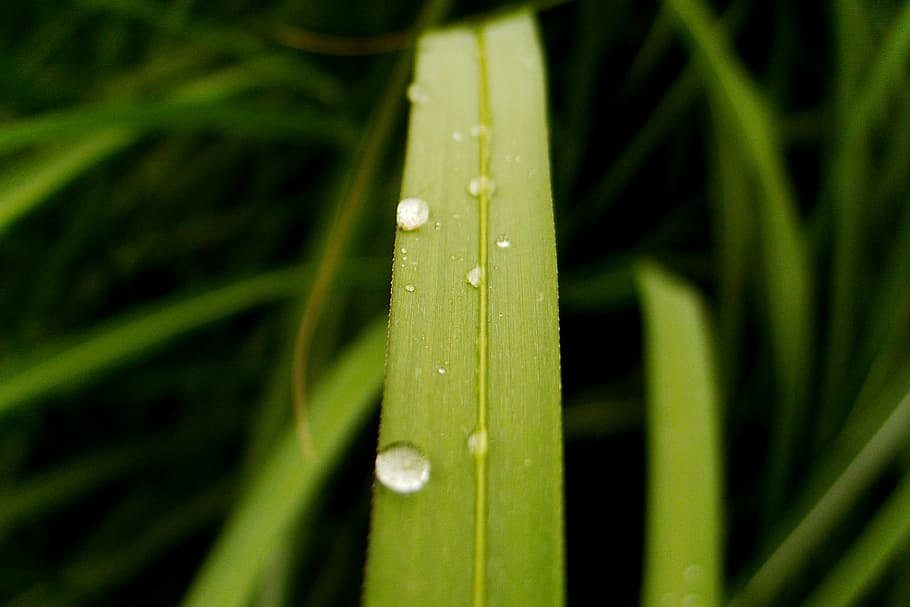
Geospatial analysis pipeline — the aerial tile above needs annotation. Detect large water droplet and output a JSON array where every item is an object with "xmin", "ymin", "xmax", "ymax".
[
  {"xmin": 466, "ymin": 266, "xmax": 481, "ymax": 288},
  {"xmin": 375, "ymin": 442, "xmax": 431, "ymax": 494},
  {"xmin": 495, "ymin": 235, "xmax": 511, "ymax": 249},
  {"xmin": 404, "ymin": 284, "xmax": 416, "ymax": 293},
  {"xmin": 406, "ymin": 83, "xmax": 431, "ymax": 105},
  {"xmin": 436, "ymin": 365, "xmax": 447, "ymax": 375},
  {"xmin": 467, "ymin": 176, "xmax": 495, "ymax": 198},
  {"xmin": 396, "ymin": 197, "xmax": 429, "ymax": 231}
]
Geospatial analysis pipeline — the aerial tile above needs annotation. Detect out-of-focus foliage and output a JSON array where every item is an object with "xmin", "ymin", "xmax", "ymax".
[{"xmin": 0, "ymin": 0, "xmax": 908, "ymax": 605}]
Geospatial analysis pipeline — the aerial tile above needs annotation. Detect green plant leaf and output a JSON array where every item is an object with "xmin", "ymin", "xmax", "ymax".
[
  {"xmin": 803, "ymin": 469, "xmax": 910, "ymax": 607},
  {"xmin": 363, "ymin": 12, "xmax": 564, "ymax": 607},
  {"xmin": 730, "ymin": 360, "xmax": 910, "ymax": 607},
  {"xmin": 0, "ymin": 266, "xmax": 308, "ymax": 416},
  {"xmin": 180, "ymin": 319, "xmax": 387, "ymax": 607},
  {"xmin": 636, "ymin": 262, "xmax": 723, "ymax": 607},
  {"xmin": 663, "ymin": 0, "xmax": 812, "ymax": 522}
]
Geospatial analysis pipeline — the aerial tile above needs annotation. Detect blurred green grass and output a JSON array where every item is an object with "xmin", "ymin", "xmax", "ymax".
[{"xmin": 0, "ymin": 0, "xmax": 909, "ymax": 605}]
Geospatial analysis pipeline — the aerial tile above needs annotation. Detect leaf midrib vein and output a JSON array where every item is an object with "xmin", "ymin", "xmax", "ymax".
[{"xmin": 472, "ymin": 23, "xmax": 491, "ymax": 607}]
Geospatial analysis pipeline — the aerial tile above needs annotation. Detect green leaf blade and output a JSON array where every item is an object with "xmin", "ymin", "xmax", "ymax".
[
  {"xmin": 364, "ymin": 12, "xmax": 564, "ymax": 607},
  {"xmin": 637, "ymin": 262, "xmax": 723, "ymax": 607}
]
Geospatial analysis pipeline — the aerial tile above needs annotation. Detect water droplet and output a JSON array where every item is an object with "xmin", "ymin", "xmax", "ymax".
[
  {"xmin": 375, "ymin": 442, "xmax": 431, "ymax": 494},
  {"xmin": 406, "ymin": 82, "xmax": 431, "ymax": 105},
  {"xmin": 396, "ymin": 197, "xmax": 429, "ymax": 231},
  {"xmin": 400, "ymin": 247, "xmax": 407, "ymax": 254},
  {"xmin": 680, "ymin": 593, "xmax": 701, "ymax": 607},
  {"xmin": 436, "ymin": 366, "xmax": 447, "ymax": 375},
  {"xmin": 536, "ymin": 291, "xmax": 545, "ymax": 302},
  {"xmin": 404, "ymin": 284, "xmax": 416, "ymax": 292},
  {"xmin": 470, "ymin": 123, "xmax": 489, "ymax": 139},
  {"xmin": 466, "ymin": 266, "xmax": 482, "ymax": 288},
  {"xmin": 434, "ymin": 221, "xmax": 442, "ymax": 231},
  {"xmin": 684, "ymin": 564, "xmax": 704, "ymax": 587},
  {"xmin": 467, "ymin": 429, "xmax": 488, "ymax": 456},
  {"xmin": 452, "ymin": 130, "xmax": 464, "ymax": 142},
  {"xmin": 467, "ymin": 176, "xmax": 496, "ymax": 198},
  {"xmin": 520, "ymin": 52, "xmax": 537, "ymax": 71},
  {"xmin": 495, "ymin": 235, "xmax": 511, "ymax": 248}
]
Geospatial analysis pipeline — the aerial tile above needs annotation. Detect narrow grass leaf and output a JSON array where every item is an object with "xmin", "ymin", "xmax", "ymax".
[
  {"xmin": 180, "ymin": 319, "xmax": 387, "ymax": 607},
  {"xmin": 70, "ymin": 0, "xmax": 342, "ymax": 102},
  {"xmin": 0, "ymin": 67, "xmax": 268, "ymax": 241},
  {"xmin": 0, "ymin": 99, "xmax": 356, "ymax": 154},
  {"xmin": 6, "ymin": 484, "xmax": 229, "ymax": 607},
  {"xmin": 730, "ymin": 360, "xmax": 910, "ymax": 607},
  {"xmin": 663, "ymin": 0, "xmax": 812, "ymax": 521},
  {"xmin": 637, "ymin": 262, "xmax": 722, "ymax": 607},
  {"xmin": 803, "ymin": 470, "xmax": 910, "ymax": 607},
  {"xmin": 0, "ymin": 266, "xmax": 308, "ymax": 417},
  {"xmin": 363, "ymin": 12, "xmax": 564, "ymax": 607}
]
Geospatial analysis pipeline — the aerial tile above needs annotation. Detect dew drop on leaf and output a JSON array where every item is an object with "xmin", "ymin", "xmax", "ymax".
[
  {"xmin": 375, "ymin": 442, "xmax": 431, "ymax": 494},
  {"xmin": 406, "ymin": 82, "xmax": 431, "ymax": 105},
  {"xmin": 465, "ymin": 266, "xmax": 481, "ymax": 288},
  {"xmin": 467, "ymin": 176, "xmax": 495, "ymax": 198},
  {"xmin": 396, "ymin": 197, "xmax": 429, "ymax": 231}
]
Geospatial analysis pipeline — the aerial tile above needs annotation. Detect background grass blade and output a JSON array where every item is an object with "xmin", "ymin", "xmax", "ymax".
[
  {"xmin": 802, "ymin": 469, "xmax": 910, "ymax": 607},
  {"xmin": 730, "ymin": 361, "xmax": 910, "ymax": 607},
  {"xmin": 663, "ymin": 0, "xmax": 812, "ymax": 524},
  {"xmin": 0, "ymin": 266, "xmax": 308, "ymax": 416},
  {"xmin": 637, "ymin": 262, "xmax": 722, "ymax": 607},
  {"xmin": 0, "ymin": 67, "xmax": 266, "ymax": 241},
  {"xmin": 180, "ymin": 319, "xmax": 387, "ymax": 607},
  {"xmin": 363, "ymin": 12, "xmax": 564, "ymax": 607}
]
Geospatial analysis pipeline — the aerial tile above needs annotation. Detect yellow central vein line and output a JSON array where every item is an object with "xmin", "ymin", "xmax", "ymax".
[{"xmin": 472, "ymin": 25, "xmax": 491, "ymax": 607}]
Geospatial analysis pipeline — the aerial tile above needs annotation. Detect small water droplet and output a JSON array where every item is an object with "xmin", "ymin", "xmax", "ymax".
[
  {"xmin": 396, "ymin": 197, "xmax": 429, "ymax": 231},
  {"xmin": 436, "ymin": 366, "xmax": 447, "ymax": 375},
  {"xmin": 466, "ymin": 266, "xmax": 482, "ymax": 288},
  {"xmin": 406, "ymin": 82, "xmax": 431, "ymax": 105},
  {"xmin": 536, "ymin": 291, "xmax": 545, "ymax": 302},
  {"xmin": 375, "ymin": 442, "xmax": 431, "ymax": 494},
  {"xmin": 400, "ymin": 247, "xmax": 407, "ymax": 254},
  {"xmin": 680, "ymin": 593, "xmax": 701, "ymax": 607},
  {"xmin": 452, "ymin": 130, "xmax": 464, "ymax": 142},
  {"xmin": 495, "ymin": 236, "xmax": 511, "ymax": 248},
  {"xmin": 467, "ymin": 176, "xmax": 496, "ymax": 198},
  {"xmin": 470, "ymin": 123, "xmax": 489, "ymax": 138},
  {"xmin": 404, "ymin": 284, "xmax": 416, "ymax": 292},
  {"xmin": 684, "ymin": 565, "xmax": 704, "ymax": 586},
  {"xmin": 467, "ymin": 429, "xmax": 488, "ymax": 456},
  {"xmin": 520, "ymin": 52, "xmax": 537, "ymax": 71},
  {"xmin": 434, "ymin": 221, "xmax": 442, "ymax": 231}
]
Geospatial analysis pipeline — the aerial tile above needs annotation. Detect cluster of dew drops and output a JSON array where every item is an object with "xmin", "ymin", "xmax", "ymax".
[{"xmin": 376, "ymin": 81, "xmax": 515, "ymax": 496}]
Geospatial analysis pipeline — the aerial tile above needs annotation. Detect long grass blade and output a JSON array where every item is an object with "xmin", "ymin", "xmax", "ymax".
[
  {"xmin": 363, "ymin": 12, "xmax": 564, "ymax": 607},
  {"xmin": 730, "ymin": 360, "xmax": 910, "ymax": 607},
  {"xmin": 663, "ymin": 0, "xmax": 812, "ymax": 522},
  {"xmin": 802, "ymin": 470, "xmax": 910, "ymax": 607},
  {"xmin": 180, "ymin": 319, "xmax": 387, "ymax": 607},
  {"xmin": 0, "ymin": 67, "xmax": 267, "ymax": 241},
  {"xmin": 0, "ymin": 266, "xmax": 308, "ymax": 417},
  {"xmin": 637, "ymin": 262, "xmax": 722, "ymax": 607}
]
